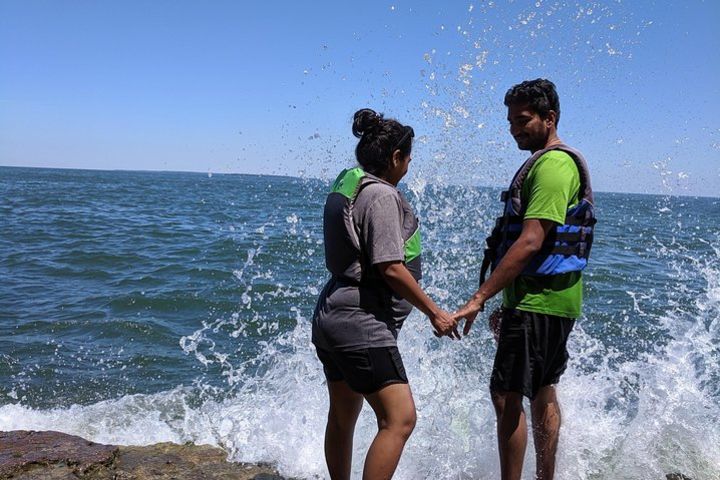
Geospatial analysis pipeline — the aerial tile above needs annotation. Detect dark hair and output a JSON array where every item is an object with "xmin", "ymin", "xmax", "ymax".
[
  {"xmin": 352, "ymin": 108, "xmax": 414, "ymax": 175},
  {"xmin": 504, "ymin": 78, "xmax": 561, "ymax": 127}
]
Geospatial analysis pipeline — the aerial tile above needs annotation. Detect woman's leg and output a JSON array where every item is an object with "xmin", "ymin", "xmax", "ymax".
[
  {"xmin": 362, "ymin": 383, "xmax": 417, "ymax": 480},
  {"xmin": 325, "ymin": 380, "xmax": 364, "ymax": 480}
]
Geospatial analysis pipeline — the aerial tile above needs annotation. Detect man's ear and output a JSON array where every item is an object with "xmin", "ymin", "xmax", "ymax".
[{"xmin": 546, "ymin": 110, "xmax": 557, "ymax": 127}]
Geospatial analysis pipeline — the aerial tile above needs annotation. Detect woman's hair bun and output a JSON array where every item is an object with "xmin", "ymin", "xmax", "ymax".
[{"xmin": 352, "ymin": 108, "xmax": 383, "ymax": 138}]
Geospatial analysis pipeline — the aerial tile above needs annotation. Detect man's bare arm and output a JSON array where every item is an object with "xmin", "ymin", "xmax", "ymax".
[{"xmin": 454, "ymin": 218, "xmax": 556, "ymax": 334}]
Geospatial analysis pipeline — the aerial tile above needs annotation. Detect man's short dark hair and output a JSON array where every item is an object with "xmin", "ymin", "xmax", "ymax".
[{"xmin": 504, "ymin": 79, "xmax": 560, "ymax": 126}]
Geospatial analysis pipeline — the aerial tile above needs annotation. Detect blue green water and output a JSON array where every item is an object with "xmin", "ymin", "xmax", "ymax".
[{"xmin": 1, "ymin": 166, "xmax": 719, "ymax": 479}]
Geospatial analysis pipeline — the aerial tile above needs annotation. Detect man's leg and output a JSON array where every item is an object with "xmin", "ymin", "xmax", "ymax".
[
  {"xmin": 530, "ymin": 385, "xmax": 561, "ymax": 480},
  {"xmin": 362, "ymin": 383, "xmax": 417, "ymax": 480},
  {"xmin": 492, "ymin": 389, "xmax": 528, "ymax": 480},
  {"xmin": 325, "ymin": 380, "xmax": 364, "ymax": 480}
]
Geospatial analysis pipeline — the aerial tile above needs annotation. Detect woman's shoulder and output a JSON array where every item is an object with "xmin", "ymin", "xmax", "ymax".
[
  {"xmin": 353, "ymin": 182, "xmax": 403, "ymax": 222},
  {"xmin": 357, "ymin": 177, "xmax": 401, "ymax": 203}
]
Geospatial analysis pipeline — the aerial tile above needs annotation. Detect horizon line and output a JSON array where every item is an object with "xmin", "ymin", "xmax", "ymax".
[{"xmin": 1, "ymin": 163, "xmax": 717, "ymax": 200}]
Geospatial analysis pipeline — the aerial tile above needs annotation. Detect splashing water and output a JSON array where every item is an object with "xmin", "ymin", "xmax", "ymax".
[
  {"xmin": 2, "ymin": 2, "xmax": 719, "ymax": 480},
  {"xmin": 2, "ymin": 167, "xmax": 718, "ymax": 479}
]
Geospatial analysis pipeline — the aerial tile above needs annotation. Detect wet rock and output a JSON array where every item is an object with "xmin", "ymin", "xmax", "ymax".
[
  {"xmin": 0, "ymin": 430, "xmax": 117, "ymax": 479},
  {"xmin": 0, "ymin": 430, "xmax": 291, "ymax": 480},
  {"xmin": 114, "ymin": 442, "xmax": 286, "ymax": 479}
]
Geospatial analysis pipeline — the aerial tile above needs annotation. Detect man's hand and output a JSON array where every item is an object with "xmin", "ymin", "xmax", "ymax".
[
  {"xmin": 453, "ymin": 293, "xmax": 487, "ymax": 335},
  {"xmin": 430, "ymin": 309, "xmax": 461, "ymax": 340},
  {"xmin": 488, "ymin": 307, "xmax": 503, "ymax": 342}
]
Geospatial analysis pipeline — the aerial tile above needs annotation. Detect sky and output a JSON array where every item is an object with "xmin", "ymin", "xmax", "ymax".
[{"xmin": 1, "ymin": 0, "xmax": 718, "ymax": 196}]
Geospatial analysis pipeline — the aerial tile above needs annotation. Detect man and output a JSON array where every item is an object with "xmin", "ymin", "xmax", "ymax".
[{"xmin": 454, "ymin": 78, "xmax": 595, "ymax": 480}]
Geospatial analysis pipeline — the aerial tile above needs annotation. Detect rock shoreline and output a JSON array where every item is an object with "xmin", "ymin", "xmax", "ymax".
[
  {"xmin": 0, "ymin": 430, "xmax": 697, "ymax": 479},
  {"xmin": 0, "ymin": 430, "xmax": 291, "ymax": 480}
]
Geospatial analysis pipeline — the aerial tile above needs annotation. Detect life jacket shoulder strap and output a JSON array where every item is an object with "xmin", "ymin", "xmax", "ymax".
[
  {"xmin": 506, "ymin": 144, "xmax": 594, "ymax": 214},
  {"xmin": 330, "ymin": 167, "xmax": 379, "ymax": 202},
  {"xmin": 505, "ymin": 148, "xmax": 549, "ymax": 214}
]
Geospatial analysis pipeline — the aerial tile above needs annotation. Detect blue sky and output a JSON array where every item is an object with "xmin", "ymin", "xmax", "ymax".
[{"xmin": 1, "ymin": 1, "xmax": 718, "ymax": 196}]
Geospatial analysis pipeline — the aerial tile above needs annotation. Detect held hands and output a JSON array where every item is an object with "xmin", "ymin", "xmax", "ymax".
[
  {"xmin": 429, "ymin": 291, "xmax": 494, "ymax": 340},
  {"xmin": 429, "ymin": 309, "xmax": 462, "ymax": 340}
]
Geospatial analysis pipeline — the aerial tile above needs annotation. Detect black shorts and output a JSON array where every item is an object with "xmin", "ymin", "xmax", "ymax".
[
  {"xmin": 316, "ymin": 346, "xmax": 408, "ymax": 395},
  {"xmin": 490, "ymin": 308, "xmax": 575, "ymax": 400}
]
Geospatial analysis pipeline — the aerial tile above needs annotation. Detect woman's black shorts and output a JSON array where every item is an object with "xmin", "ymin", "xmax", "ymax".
[
  {"xmin": 316, "ymin": 346, "xmax": 408, "ymax": 395},
  {"xmin": 490, "ymin": 308, "xmax": 575, "ymax": 400}
]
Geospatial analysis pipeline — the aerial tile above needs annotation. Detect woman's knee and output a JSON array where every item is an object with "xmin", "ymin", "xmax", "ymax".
[
  {"xmin": 383, "ymin": 405, "xmax": 416, "ymax": 440},
  {"xmin": 367, "ymin": 383, "xmax": 416, "ymax": 438},
  {"xmin": 402, "ymin": 407, "xmax": 417, "ymax": 436},
  {"xmin": 389, "ymin": 416, "xmax": 415, "ymax": 442}
]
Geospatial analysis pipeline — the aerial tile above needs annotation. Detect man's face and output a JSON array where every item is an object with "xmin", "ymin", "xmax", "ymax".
[{"xmin": 507, "ymin": 102, "xmax": 553, "ymax": 152}]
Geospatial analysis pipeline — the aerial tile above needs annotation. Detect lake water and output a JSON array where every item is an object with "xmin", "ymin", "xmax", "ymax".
[{"xmin": 1, "ymin": 166, "xmax": 718, "ymax": 479}]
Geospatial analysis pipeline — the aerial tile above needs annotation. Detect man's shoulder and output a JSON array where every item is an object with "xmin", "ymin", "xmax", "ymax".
[
  {"xmin": 536, "ymin": 149, "xmax": 575, "ymax": 166},
  {"xmin": 530, "ymin": 149, "xmax": 579, "ymax": 181},
  {"xmin": 522, "ymin": 147, "xmax": 582, "ymax": 212}
]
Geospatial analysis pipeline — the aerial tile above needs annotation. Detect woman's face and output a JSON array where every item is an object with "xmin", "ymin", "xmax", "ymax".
[{"xmin": 386, "ymin": 151, "xmax": 411, "ymax": 185}]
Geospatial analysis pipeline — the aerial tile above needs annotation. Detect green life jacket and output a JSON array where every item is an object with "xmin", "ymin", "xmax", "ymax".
[{"xmin": 324, "ymin": 167, "xmax": 422, "ymax": 285}]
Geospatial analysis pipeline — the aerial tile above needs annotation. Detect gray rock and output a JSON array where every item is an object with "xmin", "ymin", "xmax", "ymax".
[{"xmin": 0, "ymin": 430, "xmax": 117, "ymax": 479}]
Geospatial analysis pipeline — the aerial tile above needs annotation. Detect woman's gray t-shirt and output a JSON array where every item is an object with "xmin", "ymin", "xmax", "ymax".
[{"xmin": 312, "ymin": 178, "xmax": 417, "ymax": 352}]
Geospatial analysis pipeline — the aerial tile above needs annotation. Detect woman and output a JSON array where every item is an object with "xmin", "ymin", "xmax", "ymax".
[{"xmin": 312, "ymin": 108, "xmax": 458, "ymax": 479}]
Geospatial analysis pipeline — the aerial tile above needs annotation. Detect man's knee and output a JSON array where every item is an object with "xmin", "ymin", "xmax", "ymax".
[
  {"xmin": 532, "ymin": 385, "xmax": 558, "ymax": 403},
  {"xmin": 530, "ymin": 386, "xmax": 560, "ymax": 417},
  {"xmin": 491, "ymin": 389, "xmax": 523, "ymax": 416}
]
